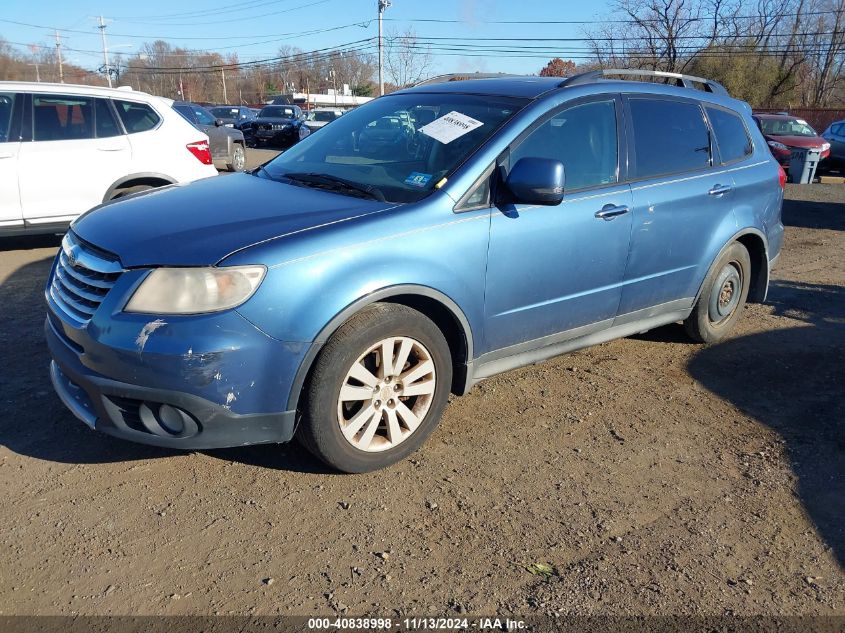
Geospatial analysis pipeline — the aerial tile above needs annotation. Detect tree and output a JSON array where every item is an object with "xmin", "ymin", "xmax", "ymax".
[
  {"xmin": 538, "ymin": 58, "xmax": 577, "ymax": 77},
  {"xmin": 385, "ymin": 28, "xmax": 433, "ymax": 87}
]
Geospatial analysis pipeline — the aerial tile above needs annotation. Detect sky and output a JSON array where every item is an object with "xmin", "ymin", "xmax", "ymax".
[{"xmin": 0, "ymin": 0, "xmax": 616, "ymax": 80}]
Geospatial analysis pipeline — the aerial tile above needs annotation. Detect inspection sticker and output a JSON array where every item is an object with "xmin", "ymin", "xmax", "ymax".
[
  {"xmin": 419, "ymin": 111, "xmax": 484, "ymax": 144},
  {"xmin": 405, "ymin": 172, "xmax": 432, "ymax": 187}
]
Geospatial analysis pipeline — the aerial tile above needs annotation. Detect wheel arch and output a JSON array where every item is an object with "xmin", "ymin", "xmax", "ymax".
[
  {"xmin": 285, "ymin": 285, "xmax": 475, "ymax": 414},
  {"xmin": 102, "ymin": 172, "xmax": 176, "ymax": 202},
  {"xmin": 695, "ymin": 228, "xmax": 770, "ymax": 305}
]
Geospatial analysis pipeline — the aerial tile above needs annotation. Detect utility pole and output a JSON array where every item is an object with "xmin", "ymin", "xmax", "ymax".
[
  {"xmin": 97, "ymin": 16, "xmax": 112, "ymax": 88},
  {"xmin": 378, "ymin": 0, "xmax": 391, "ymax": 96},
  {"xmin": 221, "ymin": 67, "xmax": 228, "ymax": 103},
  {"xmin": 55, "ymin": 30, "xmax": 64, "ymax": 83}
]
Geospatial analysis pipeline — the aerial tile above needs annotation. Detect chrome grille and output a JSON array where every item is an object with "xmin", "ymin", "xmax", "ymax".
[{"xmin": 49, "ymin": 233, "xmax": 123, "ymax": 325}]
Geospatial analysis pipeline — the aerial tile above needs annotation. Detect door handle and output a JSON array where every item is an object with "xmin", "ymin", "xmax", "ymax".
[
  {"xmin": 708, "ymin": 184, "xmax": 732, "ymax": 196},
  {"xmin": 0, "ymin": 152, "xmax": 13, "ymax": 159},
  {"xmin": 594, "ymin": 204, "xmax": 630, "ymax": 220},
  {"xmin": 97, "ymin": 147, "xmax": 125, "ymax": 152}
]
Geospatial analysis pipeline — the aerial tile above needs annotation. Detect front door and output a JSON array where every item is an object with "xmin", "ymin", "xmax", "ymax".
[{"xmin": 484, "ymin": 97, "xmax": 633, "ymax": 354}]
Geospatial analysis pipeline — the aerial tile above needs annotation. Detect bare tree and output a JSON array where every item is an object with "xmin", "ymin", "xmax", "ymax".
[{"xmin": 385, "ymin": 28, "xmax": 433, "ymax": 87}]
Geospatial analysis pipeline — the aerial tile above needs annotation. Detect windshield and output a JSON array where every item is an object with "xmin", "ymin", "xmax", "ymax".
[
  {"xmin": 211, "ymin": 107, "xmax": 238, "ymax": 119},
  {"xmin": 260, "ymin": 92, "xmax": 528, "ymax": 203},
  {"xmin": 260, "ymin": 106, "xmax": 297, "ymax": 118},
  {"xmin": 310, "ymin": 111, "xmax": 339, "ymax": 122},
  {"xmin": 759, "ymin": 117, "xmax": 818, "ymax": 137}
]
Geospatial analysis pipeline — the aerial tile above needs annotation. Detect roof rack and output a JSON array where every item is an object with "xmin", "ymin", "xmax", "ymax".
[
  {"xmin": 413, "ymin": 72, "xmax": 517, "ymax": 87},
  {"xmin": 559, "ymin": 69, "xmax": 728, "ymax": 95}
]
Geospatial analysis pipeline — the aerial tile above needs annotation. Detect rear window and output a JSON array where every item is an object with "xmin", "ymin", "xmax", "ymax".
[
  {"xmin": 707, "ymin": 107, "xmax": 752, "ymax": 164},
  {"xmin": 94, "ymin": 99, "xmax": 121, "ymax": 138},
  {"xmin": 33, "ymin": 94, "xmax": 94, "ymax": 141},
  {"xmin": 629, "ymin": 98, "xmax": 711, "ymax": 179},
  {"xmin": 0, "ymin": 93, "xmax": 13, "ymax": 142},
  {"xmin": 114, "ymin": 100, "xmax": 160, "ymax": 133}
]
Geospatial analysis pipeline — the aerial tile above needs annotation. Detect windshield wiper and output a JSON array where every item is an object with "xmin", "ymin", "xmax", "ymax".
[{"xmin": 282, "ymin": 172, "xmax": 386, "ymax": 202}]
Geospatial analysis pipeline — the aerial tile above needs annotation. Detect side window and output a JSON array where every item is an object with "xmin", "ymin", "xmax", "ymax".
[
  {"xmin": 706, "ymin": 106, "xmax": 752, "ymax": 164},
  {"xmin": 832, "ymin": 123, "xmax": 843, "ymax": 136},
  {"xmin": 33, "ymin": 94, "xmax": 94, "ymax": 142},
  {"xmin": 94, "ymin": 99, "xmax": 121, "ymax": 138},
  {"xmin": 192, "ymin": 107, "xmax": 216, "ymax": 125},
  {"xmin": 629, "ymin": 98, "xmax": 711, "ymax": 179},
  {"xmin": 115, "ymin": 100, "xmax": 161, "ymax": 133},
  {"xmin": 510, "ymin": 99, "xmax": 618, "ymax": 191},
  {"xmin": 0, "ymin": 92, "xmax": 14, "ymax": 142}
]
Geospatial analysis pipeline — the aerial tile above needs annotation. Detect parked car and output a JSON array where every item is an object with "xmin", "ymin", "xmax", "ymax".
[
  {"xmin": 753, "ymin": 113, "xmax": 830, "ymax": 167},
  {"xmin": 242, "ymin": 104, "xmax": 310, "ymax": 148},
  {"xmin": 0, "ymin": 82, "xmax": 216, "ymax": 237},
  {"xmin": 303, "ymin": 108, "xmax": 344, "ymax": 133},
  {"xmin": 173, "ymin": 101, "xmax": 246, "ymax": 172},
  {"xmin": 208, "ymin": 105, "xmax": 256, "ymax": 128},
  {"xmin": 46, "ymin": 70, "xmax": 784, "ymax": 473},
  {"xmin": 821, "ymin": 118, "xmax": 845, "ymax": 168}
]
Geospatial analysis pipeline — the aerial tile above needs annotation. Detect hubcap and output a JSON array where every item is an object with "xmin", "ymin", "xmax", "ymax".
[
  {"xmin": 708, "ymin": 262, "xmax": 742, "ymax": 324},
  {"xmin": 337, "ymin": 336, "xmax": 436, "ymax": 452}
]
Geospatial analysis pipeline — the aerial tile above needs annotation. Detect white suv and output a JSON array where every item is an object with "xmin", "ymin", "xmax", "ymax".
[{"xmin": 0, "ymin": 82, "xmax": 218, "ymax": 236}]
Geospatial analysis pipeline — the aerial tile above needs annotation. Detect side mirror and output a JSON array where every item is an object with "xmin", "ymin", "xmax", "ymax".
[
  {"xmin": 505, "ymin": 157, "xmax": 565, "ymax": 206},
  {"xmin": 214, "ymin": 118, "xmax": 225, "ymax": 127}
]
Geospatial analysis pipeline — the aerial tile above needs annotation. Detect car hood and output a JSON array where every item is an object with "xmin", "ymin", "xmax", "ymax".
[
  {"xmin": 767, "ymin": 135, "xmax": 828, "ymax": 148},
  {"xmin": 71, "ymin": 174, "xmax": 395, "ymax": 268}
]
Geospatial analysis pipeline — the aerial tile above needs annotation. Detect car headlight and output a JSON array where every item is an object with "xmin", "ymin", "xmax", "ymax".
[
  {"xmin": 125, "ymin": 266, "xmax": 266, "ymax": 314},
  {"xmin": 767, "ymin": 140, "xmax": 789, "ymax": 151}
]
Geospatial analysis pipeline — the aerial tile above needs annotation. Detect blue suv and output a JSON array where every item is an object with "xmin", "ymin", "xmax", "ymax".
[{"xmin": 46, "ymin": 70, "xmax": 785, "ymax": 472}]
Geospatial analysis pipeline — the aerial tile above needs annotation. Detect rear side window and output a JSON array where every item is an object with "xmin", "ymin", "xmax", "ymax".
[
  {"xmin": 629, "ymin": 98, "xmax": 711, "ymax": 179},
  {"xmin": 115, "ymin": 100, "xmax": 161, "ymax": 133},
  {"xmin": 707, "ymin": 107, "xmax": 752, "ymax": 163},
  {"xmin": 33, "ymin": 94, "xmax": 94, "ymax": 141},
  {"xmin": 94, "ymin": 99, "xmax": 121, "ymax": 138},
  {"xmin": 511, "ymin": 99, "xmax": 619, "ymax": 190},
  {"xmin": 0, "ymin": 93, "xmax": 14, "ymax": 142}
]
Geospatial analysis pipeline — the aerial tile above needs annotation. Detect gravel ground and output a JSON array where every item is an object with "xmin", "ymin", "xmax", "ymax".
[{"xmin": 0, "ymin": 168, "xmax": 842, "ymax": 617}]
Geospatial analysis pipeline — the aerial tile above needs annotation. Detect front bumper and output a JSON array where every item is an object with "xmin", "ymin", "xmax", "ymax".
[{"xmin": 46, "ymin": 317, "xmax": 297, "ymax": 449}]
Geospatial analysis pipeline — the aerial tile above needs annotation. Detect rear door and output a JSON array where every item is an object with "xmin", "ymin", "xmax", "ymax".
[
  {"xmin": 823, "ymin": 122, "xmax": 845, "ymax": 162},
  {"xmin": 190, "ymin": 105, "xmax": 228, "ymax": 161},
  {"xmin": 0, "ymin": 91, "xmax": 22, "ymax": 229},
  {"xmin": 616, "ymin": 96, "xmax": 735, "ymax": 317},
  {"xmin": 18, "ymin": 93, "xmax": 132, "ymax": 225}
]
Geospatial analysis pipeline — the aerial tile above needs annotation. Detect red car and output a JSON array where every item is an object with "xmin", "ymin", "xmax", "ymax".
[{"xmin": 753, "ymin": 113, "xmax": 830, "ymax": 166}]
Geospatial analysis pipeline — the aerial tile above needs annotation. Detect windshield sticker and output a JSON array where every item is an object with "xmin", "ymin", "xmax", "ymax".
[
  {"xmin": 796, "ymin": 119, "xmax": 808, "ymax": 125},
  {"xmin": 405, "ymin": 172, "xmax": 433, "ymax": 187},
  {"xmin": 419, "ymin": 111, "xmax": 484, "ymax": 144}
]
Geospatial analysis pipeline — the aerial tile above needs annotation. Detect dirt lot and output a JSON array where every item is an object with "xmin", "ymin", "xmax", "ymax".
[{"xmin": 0, "ymin": 163, "xmax": 842, "ymax": 618}]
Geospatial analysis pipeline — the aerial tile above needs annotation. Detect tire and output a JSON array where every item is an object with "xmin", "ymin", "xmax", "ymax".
[
  {"xmin": 109, "ymin": 184, "xmax": 154, "ymax": 200},
  {"xmin": 297, "ymin": 302, "xmax": 452, "ymax": 473},
  {"xmin": 226, "ymin": 143, "xmax": 246, "ymax": 172},
  {"xmin": 684, "ymin": 242, "xmax": 751, "ymax": 344}
]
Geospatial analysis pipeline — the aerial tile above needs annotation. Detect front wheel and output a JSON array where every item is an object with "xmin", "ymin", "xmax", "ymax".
[
  {"xmin": 684, "ymin": 242, "xmax": 751, "ymax": 343},
  {"xmin": 297, "ymin": 303, "xmax": 452, "ymax": 473}
]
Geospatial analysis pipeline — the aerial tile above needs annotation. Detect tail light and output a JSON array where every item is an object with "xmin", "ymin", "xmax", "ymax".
[
  {"xmin": 186, "ymin": 140, "xmax": 212, "ymax": 165},
  {"xmin": 777, "ymin": 164, "xmax": 787, "ymax": 189}
]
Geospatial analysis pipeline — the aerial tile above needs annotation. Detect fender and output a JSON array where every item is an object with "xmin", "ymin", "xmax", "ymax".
[
  {"xmin": 694, "ymin": 227, "xmax": 769, "ymax": 304},
  {"xmin": 102, "ymin": 172, "xmax": 176, "ymax": 203},
  {"xmin": 284, "ymin": 284, "xmax": 475, "ymax": 413}
]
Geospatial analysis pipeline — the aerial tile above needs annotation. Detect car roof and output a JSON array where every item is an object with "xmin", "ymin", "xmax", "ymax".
[
  {"xmin": 394, "ymin": 76, "xmax": 565, "ymax": 98},
  {"xmin": 0, "ymin": 80, "xmax": 169, "ymax": 103}
]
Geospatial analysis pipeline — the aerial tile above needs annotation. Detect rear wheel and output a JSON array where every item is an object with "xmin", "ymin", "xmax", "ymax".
[
  {"xmin": 684, "ymin": 242, "xmax": 751, "ymax": 343},
  {"xmin": 109, "ymin": 184, "xmax": 154, "ymax": 200},
  {"xmin": 297, "ymin": 303, "xmax": 452, "ymax": 473},
  {"xmin": 227, "ymin": 143, "xmax": 246, "ymax": 172}
]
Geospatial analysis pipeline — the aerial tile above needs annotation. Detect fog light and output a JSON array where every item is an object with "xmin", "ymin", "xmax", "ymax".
[{"xmin": 157, "ymin": 404, "xmax": 186, "ymax": 434}]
